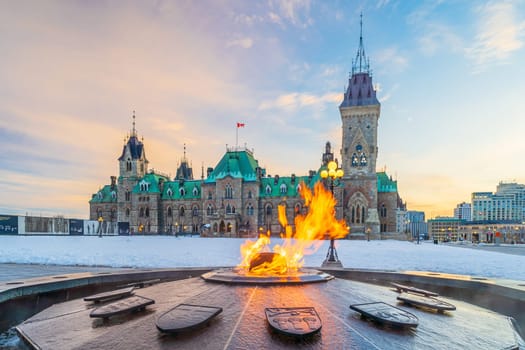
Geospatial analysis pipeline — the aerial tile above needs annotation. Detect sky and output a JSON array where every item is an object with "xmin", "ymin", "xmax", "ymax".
[{"xmin": 1, "ymin": 0, "xmax": 525, "ymax": 220}]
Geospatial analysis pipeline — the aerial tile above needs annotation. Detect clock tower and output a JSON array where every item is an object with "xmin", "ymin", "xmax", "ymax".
[{"xmin": 340, "ymin": 15, "xmax": 380, "ymax": 235}]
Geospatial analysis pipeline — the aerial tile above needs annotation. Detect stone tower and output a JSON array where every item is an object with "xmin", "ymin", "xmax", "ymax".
[
  {"xmin": 340, "ymin": 15, "xmax": 380, "ymax": 234},
  {"xmin": 117, "ymin": 112, "xmax": 149, "ymax": 223}
]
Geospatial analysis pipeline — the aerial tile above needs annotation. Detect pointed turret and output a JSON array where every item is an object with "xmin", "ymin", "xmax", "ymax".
[{"xmin": 118, "ymin": 111, "xmax": 149, "ymax": 178}]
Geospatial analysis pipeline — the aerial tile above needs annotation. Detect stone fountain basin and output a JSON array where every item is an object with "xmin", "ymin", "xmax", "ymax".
[{"xmin": 15, "ymin": 272, "xmax": 524, "ymax": 349}]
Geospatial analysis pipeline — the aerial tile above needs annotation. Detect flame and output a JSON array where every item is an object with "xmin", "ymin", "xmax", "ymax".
[{"xmin": 238, "ymin": 181, "xmax": 348, "ymax": 275}]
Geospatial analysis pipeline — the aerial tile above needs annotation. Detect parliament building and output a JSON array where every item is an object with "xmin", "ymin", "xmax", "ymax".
[{"xmin": 89, "ymin": 27, "xmax": 405, "ymax": 238}]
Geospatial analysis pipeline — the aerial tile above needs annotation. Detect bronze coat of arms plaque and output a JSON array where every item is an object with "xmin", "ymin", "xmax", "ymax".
[
  {"xmin": 265, "ymin": 307, "xmax": 322, "ymax": 337},
  {"xmin": 350, "ymin": 302, "xmax": 419, "ymax": 328}
]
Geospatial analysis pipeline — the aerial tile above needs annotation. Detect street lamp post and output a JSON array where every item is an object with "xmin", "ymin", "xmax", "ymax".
[{"xmin": 320, "ymin": 160, "xmax": 344, "ymax": 267}]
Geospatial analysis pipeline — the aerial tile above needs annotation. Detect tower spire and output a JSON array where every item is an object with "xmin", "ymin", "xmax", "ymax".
[
  {"xmin": 352, "ymin": 12, "xmax": 370, "ymax": 75},
  {"xmin": 131, "ymin": 110, "xmax": 137, "ymax": 137}
]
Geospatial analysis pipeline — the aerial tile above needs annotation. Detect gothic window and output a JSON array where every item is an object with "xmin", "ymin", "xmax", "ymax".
[
  {"xmin": 294, "ymin": 204, "xmax": 301, "ymax": 217},
  {"xmin": 356, "ymin": 206, "xmax": 361, "ymax": 224},
  {"xmin": 192, "ymin": 187, "xmax": 199, "ymax": 196},
  {"xmin": 380, "ymin": 204, "xmax": 387, "ymax": 217},
  {"xmin": 247, "ymin": 203, "xmax": 254, "ymax": 216},
  {"xmin": 231, "ymin": 206, "xmax": 236, "ymax": 214},
  {"xmin": 145, "ymin": 207, "xmax": 150, "ymax": 217},
  {"xmin": 125, "ymin": 191, "xmax": 131, "ymax": 201},
  {"xmin": 360, "ymin": 153, "xmax": 367, "ymax": 166},
  {"xmin": 265, "ymin": 205, "xmax": 272, "ymax": 217},
  {"xmin": 167, "ymin": 207, "xmax": 172, "ymax": 217},
  {"xmin": 139, "ymin": 207, "xmax": 144, "ymax": 217},
  {"xmin": 225, "ymin": 184, "xmax": 233, "ymax": 199},
  {"xmin": 207, "ymin": 204, "xmax": 213, "ymax": 215},
  {"xmin": 179, "ymin": 187, "xmax": 186, "ymax": 197},
  {"xmin": 126, "ymin": 159, "xmax": 132, "ymax": 171},
  {"xmin": 111, "ymin": 191, "xmax": 116, "ymax": 200},
  {"xmin": 280, "ymin": 184, "xmax": 287, "ymax": 194},
  {"xmin": 351, "ymin": 153, "xmax": 359, "ymax": 167},
  {"xmin": 248, "ymin": 191, "xmax": 252, "ymax": 199},
  {"xmin": 139, "ymin": 180, "xmax": 149, "ymax": 192},
  {"xmin": 140, "ymin": 163, "xmax": 144, "ymax": 173},
  {"xmin": 192, "ymin": 206, "xmax": 199, "ymax": 216},
  {"xmin": 167, "ymin": 188, "xmax": 173, "ymax": 197},
  {"xmin": 179, "ymin": 207, "xmax": 185, "ymax": 217},
  {"xmin": 265, "ymin": 185, "xmax": 272, "ymax": 195},
  {"xmin": 125, "ymin": 208, "xmax": 130, "ymax": 217},
  {"xmin": 351, "ymin": 207, "xmax": 355, "ymax": 223},
  {"xmin": 361, "ymin": 207, "xmax": 365, "ymax": 223},
  {"xmin": 226, "ymin": 204, "xmax": 232, "ymax": 214}
]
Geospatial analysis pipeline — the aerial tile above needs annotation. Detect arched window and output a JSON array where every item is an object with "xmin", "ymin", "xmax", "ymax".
[
  {"xmin": 145, "ymin": 207, "xmax": 150, "ymax": 218},
  {"xmin": 139, "ymin": 207, "xmax": 144, "ymax": 217},
  {"xmin": 247, "ymin": 203, "xmax": 254, "ymax": 216},
  {"xmin": 207, "ymin": 204, "xmax": 213, "ymax": 215},
  {"xmin": 226, "ymin": 204, "xmax": 232, "ymax": 214},
  {"xmin": 167, "ymin": 188, "xmax": 173, "ymax": 197},
  {"xmin": 167, "ymin": 207, "xmax": 172, "ymax": 217},
  {"xmin": 192, "ymin": 206, "xmax": 199, "ymax": 216},
  {"xmin": 225, "ymin": 184, "xmax": 233, "ymax": 199},
  {"xmin": 265, "ymin": 185, "xmax": 272, "ymax": 195},
  {"xmin": 265, "ymin": 205, "xmax": 272, "ymax": 216},
  {"xmin": 111, "ymin": 191, "xmax": 116, "ymax": 200},
  {"xmin": 192, "ymin": 187, "xmax": 199, "ymax": 196},
  {"xmin": 179, "ymin": 187, "xmax": 186, "ymax": 197},
  {"xmin": 126, "ymin": 158, "xmax": 132, "ymax": 171},
  {"xmin": 179, "ymin": 206, "xmax": 185, "ymax": 217},
  {"xmin": 351, "ymin": 153, "xmax": 359, "ymax": 167},
  {"xmin": 356, "ymin": 206, "xmax": 361, "ymax": 223},
  {"xmin": 351, "ymin": 207, "xmax": 355, "ymax": 223},
  {"xmin": 360, "ymin": 153, "xmax": 367, "ymax": 166},
  {"xmin": 280, "ymin": 184, "xmax": 287, "ymax": 194},
  {"xmin": 380, "ymin": 204, "xmax": 387, "ymax": 217}
]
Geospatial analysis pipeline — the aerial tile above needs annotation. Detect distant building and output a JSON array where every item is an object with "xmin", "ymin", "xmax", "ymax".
[
  {"xmin": 458, "ymin": 221, "xmax": 525, "ymax": 244},
  {"xmin": 472, "ymin": 182, "xmax": 525, "ymax": 221},
  {"xmin": 454, "ymin": 202, "xmax": 472, "ymax": 221},
  {"xmin": 89, "ymin": 21, "xmax": 406, "ymax": 237},
  {"xmin": 407, "ymin": 211, "xmax": 428, "ymax": 240},
  {"xmin": 427, "ymin": 217, "xmax": 463, "ymax": 242}
]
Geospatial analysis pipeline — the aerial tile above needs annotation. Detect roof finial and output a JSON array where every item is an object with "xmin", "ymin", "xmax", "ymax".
[
  {"xmin": 131, "ymin": 110, "xmax": 136, "ymax": 137},
  {"xmin": 352, "ymin": 12, "xmax": 370, "ymax": 75},
  {"xmin": 183, "ymin": 143, "xmax": 187, "ymax": 161}
]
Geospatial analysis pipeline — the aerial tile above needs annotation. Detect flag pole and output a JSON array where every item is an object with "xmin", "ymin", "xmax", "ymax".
[{"xmin": 236, "ymin": 124, "xmax": 238, "ymax": 150}]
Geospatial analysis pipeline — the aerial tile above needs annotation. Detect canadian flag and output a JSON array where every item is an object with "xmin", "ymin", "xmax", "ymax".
[{"xmin": 237, "ymin": 122, "xmax": 245, "ymax": 128}]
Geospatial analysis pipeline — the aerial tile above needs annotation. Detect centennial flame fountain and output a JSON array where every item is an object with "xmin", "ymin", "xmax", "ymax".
[{"xmin": 202, "ymin": 181, "xmax": 347, "ymax": 284}]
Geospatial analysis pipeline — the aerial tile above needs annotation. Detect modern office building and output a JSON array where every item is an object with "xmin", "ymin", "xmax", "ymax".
[
  {"xmin": 454, "ymin": 202, "xmax": 472, "ymax": 221},
  {"xmin": 472, "ymin": 182, "xmax": 525, "ymax": 221}
]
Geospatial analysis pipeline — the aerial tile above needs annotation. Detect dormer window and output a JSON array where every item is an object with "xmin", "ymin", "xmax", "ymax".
[
  {"xmin": 265, "ymin": 185, "xmax": 272, "ymax": 195},
  {"xmin": 111, "ymin": 191, "xmax": 116, "ymax": 200},
  {"xmin": 97, "ymin": 191, "xmax": 103, "ymax": 200},
  {"xmin": 296, "ymin": 184, "xmax": 301, "ymax": 193},
  {"xmin": 179, "ymin": 187, "xmax": 186, "ymax": 197},
  {"xmin": 167, "ymin": 188, "xmax": 173, "ymax": 197},
  {"xmin": 139, "ymin": 180, "xmax": 149, "ymax": 192},
  {"xmin": 192, "ymin": 187, "xmax": 199, "ymax": 196},
  {"xmin": 280, "ymin": 184, "xmax": 287, "ymax": 194}
]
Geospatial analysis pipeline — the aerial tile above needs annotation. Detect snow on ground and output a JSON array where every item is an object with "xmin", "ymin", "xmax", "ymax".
[{"xmin": 0, "ymin": 235, "xmax": 524, "ymax": 281}]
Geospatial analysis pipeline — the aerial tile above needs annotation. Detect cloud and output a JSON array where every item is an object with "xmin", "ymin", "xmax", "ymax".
[
  {"xmin": 226, "ymin": 37, "xmax": 254, "ymax": 49},
  {"xmin": 375, "ymin": 47, "xmax": 409, "ymax": 73},
  {"xmin": 268, "ymin": 0, "xmax": 313, "ymax": 28},
  {"xmin": 258, "ymin": 92, "xmax": 341, "ymax": 112},
  {"xmin": 465, "ymin": 1, "xmax": 525, "ymax": 73},
  {"xmin": 417, "ymin": 22, "xmax": 463, "ymax": 56}
]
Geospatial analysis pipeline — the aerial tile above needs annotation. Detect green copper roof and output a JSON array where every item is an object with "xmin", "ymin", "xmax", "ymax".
[
  {"xmin": 132, "ymin": 172, "xmax": 170, "ymax": 194},
  {"xmin": 162, "ymin": 180, "xmax": 201, "ymax": 200},
  {"xmin": 377, "ymin": 171, "xmax": 397, "ymax": 193},
  {"xmin": 90, "ymin": 185, "xmax": 117, "ymax": 203},
  {"xmin": 259, "ymin": 173, "xmax": 320, "ymax": 198},
  {"xmin": 205, "ymin": 150, "xmax": 260, "ymax": 183}
]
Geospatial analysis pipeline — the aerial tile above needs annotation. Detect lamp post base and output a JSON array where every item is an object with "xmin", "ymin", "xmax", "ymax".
[
  {"xmin": 321, "ymin": 239, "xmax": 343, "ymax": 268},
  {"xmin": 321, "ymin": 259, "xmax": 343, "ymax": 268}
]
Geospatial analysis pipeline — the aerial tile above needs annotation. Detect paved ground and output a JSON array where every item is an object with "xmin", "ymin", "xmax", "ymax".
[
  {"xmin": 444, "ymin": 243, "xmax": 525, "ymax": 256},
  {"xmin": 0, "ymin": 263, "xmax": 122, "ymax": 282}
]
